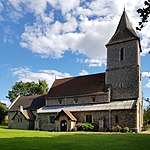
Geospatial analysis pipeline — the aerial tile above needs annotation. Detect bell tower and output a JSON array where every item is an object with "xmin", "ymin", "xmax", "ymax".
[{"xmin": 105, "ymin": 10, "xmax": 142, "ymax": 101}]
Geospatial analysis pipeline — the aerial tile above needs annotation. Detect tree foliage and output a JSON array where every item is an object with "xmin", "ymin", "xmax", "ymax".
[
  {"xmin": 137, "ymin": 0, "xmax": 150, "ymax": 30},
  {"xmin": 143, "ymin": 98, "xmax": 150, "ymax": 124},
  {"xmin": 7, "ymin": 80, "xmax": 49, "ymax": 103},
  {"xmin": 0, "ymin": 103, "xmax": 7, "ymax": 124},
  {"xmin": 144, "ymin": 107, "xmax": 150, "ymax": 124}
]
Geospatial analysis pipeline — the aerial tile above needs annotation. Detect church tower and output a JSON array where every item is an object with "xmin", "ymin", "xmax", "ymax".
[
  {"xmin": 106, "ymin": 10, "xmax": 143, "ymax": 131},
  {"xmin": 105, "ymin": 10, "xmax": 142, "ymax": 102}
]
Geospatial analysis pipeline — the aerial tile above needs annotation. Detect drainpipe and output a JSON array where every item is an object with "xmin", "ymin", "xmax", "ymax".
[{"xmin": 109, "ymin": 109, "xmax": 111, "ymax": 130}]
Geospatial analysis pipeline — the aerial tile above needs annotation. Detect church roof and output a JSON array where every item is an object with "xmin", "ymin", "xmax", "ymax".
[
  {"xmin": 37, "ymin": 100, "xmax": 137, "ymax": 113},
  {"xmin": 9, "ymin": 94, "xmax": 46, "ymax": 111},
  {"xmin": 106, "ymin": 10, "xmax": 139, "ymax": 46},
  {"xmin": 45, "ymin": 73, "xmax": 106, "ymax": 99}
]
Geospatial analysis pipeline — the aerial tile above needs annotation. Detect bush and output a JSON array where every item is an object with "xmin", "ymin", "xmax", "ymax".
[
  {"xmin": 121, "ymin": 127, "xmax": 129, "ymax": 133},
  {"xmin": 81, "ymin": 123, "xmax": 94, "ymax": 131},
  {"xmin": 72, "ymin": 123, "xmax": 94, "ymax": 131},
  {"xmin": 112, "ymin": 125, "xmax": 122, "ymax": 132}
]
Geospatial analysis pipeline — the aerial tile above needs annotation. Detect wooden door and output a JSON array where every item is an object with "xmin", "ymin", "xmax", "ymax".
[{"xmin": 60, "ymin": 120, "xmax": 67, "ymax": 131}]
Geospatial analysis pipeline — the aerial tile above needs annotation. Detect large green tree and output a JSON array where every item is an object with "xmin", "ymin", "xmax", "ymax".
[
  {"xmin": 0, "ymin": 103, "xmax": 7, "ymax": 124},
  {"xmin": 137, "ymin": 0, "xmax": 150, "ymax": 30},
  {"xmin": 7, "ymin": 80, "xmax": 49, "ymax": 103}
]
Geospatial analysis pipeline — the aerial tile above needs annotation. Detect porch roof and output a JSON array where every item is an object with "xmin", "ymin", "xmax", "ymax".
[
  {"xmin": 55, "ymin": 109, "xmax": 77, "ymax": 121},
  {"xmin": 37, "ymin": 100, "xmax": 137, "ymax": 113}
]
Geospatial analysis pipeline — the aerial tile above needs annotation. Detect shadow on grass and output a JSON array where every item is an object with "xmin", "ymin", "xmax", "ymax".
[
  {"xmin": 0, "ymin": 125, "xmax": 8, "ymax": 129},
  {"xmin": 0, "ymin": 134, "xmax": 150, "ymax": 150}
]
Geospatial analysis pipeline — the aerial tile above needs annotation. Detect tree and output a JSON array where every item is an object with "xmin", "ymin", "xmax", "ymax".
[
  {"xmin": 7, "ymin": 80, "xmax": 49, "ymax": 103},
  {"xmin": 0, "ymin": 103, "xmax": 7, "ymax": 124},
  {"xmin": 137, "ymin": 0, "xmax": 150, "ymax": 31},
  {"xmin": 143, "ymin": 97, "xmax": 150, "ymax": 126},
  {"xmin": 143, "ymin": 107, "xmax": 150, "ymax": 124}
]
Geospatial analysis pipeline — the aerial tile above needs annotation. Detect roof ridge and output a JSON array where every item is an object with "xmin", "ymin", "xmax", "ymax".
[
  {"xmin": 19, "ymin": 94, "xmax": 46, "ymax": 98},
  {"xmin": 55, "ymin": 72, "xmax": 105, "ymax": 81}
]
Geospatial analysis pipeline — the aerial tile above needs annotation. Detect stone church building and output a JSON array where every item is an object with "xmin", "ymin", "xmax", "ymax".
[{"xmin": 8, "ymin": 10, "xmax": 143, "ymax": 132}]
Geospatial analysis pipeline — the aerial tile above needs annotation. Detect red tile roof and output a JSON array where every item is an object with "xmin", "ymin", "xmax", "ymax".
[
  {"xmin": 46, "ymin": 73, "xmax": 105, "ymax": 99},
  {"xmin": 55, "ymin": 109, "xmax": 77, "ymax": 121}
]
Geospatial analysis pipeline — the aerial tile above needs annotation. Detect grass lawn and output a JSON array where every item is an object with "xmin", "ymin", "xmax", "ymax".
[{"xmin": 0, "ymin": 126, "xmax": 150, "ymax": 150}]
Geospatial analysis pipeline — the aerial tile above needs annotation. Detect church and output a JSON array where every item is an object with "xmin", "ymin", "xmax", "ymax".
[{"xmin": 8, "ymin": 10, "xmax": 143, "ymax": 132}]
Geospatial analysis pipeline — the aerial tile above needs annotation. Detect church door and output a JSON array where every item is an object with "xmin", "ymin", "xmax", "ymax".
[{"xmin": 60, "ymin": 120, "xmax": 67, "ymax": 131}]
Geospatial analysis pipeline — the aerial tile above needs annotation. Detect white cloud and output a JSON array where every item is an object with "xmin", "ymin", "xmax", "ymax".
[
  {"xmin": 0, "ymin": 2, "xmax": 4, "ymax": 21},
  {"xmin": 145, "ymin": 81, "xmax": 150, "ymax": 88},
  {"xmin": 142, "ymin": 72, "xmax": 150, "ymax": 78},
  {"xmin": 9, "ymin": 0, "xmax": 47, "ymax": 15},
  {"xmin": 6, "ymin": 0, "xmax": 150, "ymax": 62},
  {"xmin": 142, "ymin": 72, "xmax": 150, "ymax": 88},
  {"xmin": 0, "ymin": 2, "xmax": 4, "ymax": 12},
  {"xmin": 0, "ymin": 100, "xmax": 11, "ymax": 107},
  {"xmin": 3, "ymin": 26, "xmax": 17, "ymax": 44},
  {"xmin": 77, "ymin": 58, "xmax": 106, "ymax": 67},
  {"xmin": 62, "ymin": 17, "xmax": 78, "ymax": 33},
  {"xmin": 79, "ymin": 70, "xmax": 89, "ymax": 76},
  {"xmin": 12, "ymin": 67, "xmax": 72, "ymax": 88},
  {"xmin": 59, "ymin": 0, "xmax": 80, "ymax": 15}
]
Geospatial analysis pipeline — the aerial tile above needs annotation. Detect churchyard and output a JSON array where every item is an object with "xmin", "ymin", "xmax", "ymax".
[{"xmin": 0, "ymin": 126, "xmax": 150, "ymax": 150}]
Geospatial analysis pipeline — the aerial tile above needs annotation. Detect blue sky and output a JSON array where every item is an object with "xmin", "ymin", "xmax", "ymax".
[{"xmin": 0, "ymin": 0, "xmax": 149, "ymax": 107}]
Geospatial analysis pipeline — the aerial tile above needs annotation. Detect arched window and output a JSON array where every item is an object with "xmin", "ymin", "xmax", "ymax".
[
  {"xmin": 120, "ymin": 48, "xmax": 124, "ymax": 61},
  {"xmin": 119, "ymin": 83, "xmax": 124, "ymax": 88}
]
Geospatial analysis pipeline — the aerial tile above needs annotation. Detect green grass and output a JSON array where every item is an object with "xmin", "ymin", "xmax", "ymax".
[{"xmin": 0, "ymin": 126, "xmax": 150, "ymax": 150}]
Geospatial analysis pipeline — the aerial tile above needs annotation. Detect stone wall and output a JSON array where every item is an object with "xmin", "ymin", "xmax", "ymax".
[
  {"xmin": 46, "ymin": 94, "xmax": 109, "ymax": 106},
  {"xmin": 106, "ymin": 40, "xmax": 140, "ymax": 100},
  {"xmin": 106, "ymin": 40, "xmax": 140, "ymax": 69},
  {"xmin": 38, "ymin": 113, "xmax": 57, "ymax": 131},
  {"xmin": 8, "ymin": 111, "xmax": 29, "ymax": 130},
  {"xmin": 37, "ymin": 109, "xmax": 137, "ymax": 131},
  {"xmin": 73, "ymin": 110, "xmax": 136, "ymax": 129},
  {"xmin": 38, "ymin": 112, "xmax": 76, "ymax": 131},
  {"xmin": 106, "ymin": 66, "xmax": 139, "ymax": 100}
]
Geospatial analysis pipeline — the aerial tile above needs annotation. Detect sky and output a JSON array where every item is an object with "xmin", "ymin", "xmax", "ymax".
[{"xmin": 0, "ymin": 0, "xmax": 149, "ymax": 107}]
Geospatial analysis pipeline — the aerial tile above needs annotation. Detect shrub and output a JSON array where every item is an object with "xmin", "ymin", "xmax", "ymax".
[
  {"xmin": 112, "ymin": 125, "xmax": 122, "ymax": 132},
  {"xmin": 81, "ymin": 123, "xmax": 94, "ymax": 131},
  {"xmin": 121, "ymin": 127, "xmax": 129, "ymax": 133},
  {"xmin": 73, "ymin": 123, "xmax": 94, "ymax": 131}
]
